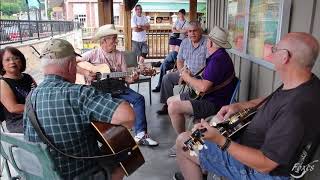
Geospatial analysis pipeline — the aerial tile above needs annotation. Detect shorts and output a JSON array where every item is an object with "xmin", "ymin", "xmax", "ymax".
[
  {"xmin": 199, "ymin": 141, "xmax": 290, "ymax": 180},
  {"xmin": 132, "ymin": 41, "xmax": 148, "ymax": 57},
  {"xmin": 180, "ymin": 92, "xmax": 218, "ymax": 119},
  {"xmin": 169, "ymin": 38, "xmax": 182, "ymax": 46}
]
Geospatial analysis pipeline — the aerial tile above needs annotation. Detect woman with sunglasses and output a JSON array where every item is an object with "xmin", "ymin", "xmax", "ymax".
[{"xmin": 0, "ymin": 47, "xmax": 36, "ymax": 133}]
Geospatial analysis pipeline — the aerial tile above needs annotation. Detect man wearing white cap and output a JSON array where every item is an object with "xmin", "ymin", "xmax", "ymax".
[
  {"xmin": 24, "ymin": 38, "xmax": 135, "ymax": 179},
  {"xmin": 77, "ymin": 24, "xmax": 158, "ymax": 147},
  {"xmin": 167, "ymin": 26, "xmax": 237, "ymax": 157}
]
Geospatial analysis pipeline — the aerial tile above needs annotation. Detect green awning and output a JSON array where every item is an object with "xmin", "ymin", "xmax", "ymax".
[{"xmin": 138, "ymin": 2, "xmax": 206, "ymax": 13}]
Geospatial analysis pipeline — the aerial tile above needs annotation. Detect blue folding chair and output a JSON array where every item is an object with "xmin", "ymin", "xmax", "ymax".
[{"xmin": 229, "ymin": 77, "xmax": 241, "ymax": 104}]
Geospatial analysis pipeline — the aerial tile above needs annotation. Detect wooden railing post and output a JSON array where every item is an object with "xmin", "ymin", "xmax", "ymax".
[
  {"xmin": 189, "ymin": 0, "xmax": 197, "ymax": 21},
  {"xmin": 123, "ymin": 3, "xmax": 132, "ymax": 51}
]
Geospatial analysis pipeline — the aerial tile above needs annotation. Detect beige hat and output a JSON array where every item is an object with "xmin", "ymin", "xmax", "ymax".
[
  {"xmin": 207, "ymin": 26, "xmax": 232, "ymax": 49},
  {"xmin": 93, "ymin": 24, "xmax": 119, "ymax": 40},
  {"xmin": 40, "ymin": 39, "xmax": 81, "ymax": 59}
]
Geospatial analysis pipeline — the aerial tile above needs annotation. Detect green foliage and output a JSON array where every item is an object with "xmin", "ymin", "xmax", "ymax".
[{"xmin": 0, "ymin": 0, "xmax": 27, "ymax": 16}]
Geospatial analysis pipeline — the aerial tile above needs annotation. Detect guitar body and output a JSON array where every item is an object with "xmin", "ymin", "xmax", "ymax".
[
  {"xmin": 76, "ymin": 61, "xmax": 111, "ymax": 84},
  {"xmin": 91, "ymin": 121, "xmax": 145, "ymax": 176}
]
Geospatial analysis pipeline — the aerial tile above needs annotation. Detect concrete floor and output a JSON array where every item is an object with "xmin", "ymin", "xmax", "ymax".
[{"xmin": 124, "ymin": 74, "xmax": 180, "ymax": 180}]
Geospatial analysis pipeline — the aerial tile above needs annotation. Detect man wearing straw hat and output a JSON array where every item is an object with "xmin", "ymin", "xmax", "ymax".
[
  {"xmin": 77, "ymin": 24, "xmax": 158, "ymax": 147},
  {"xmin": 167, "ymin": 26, "xmax": 237, "ymax": 157}
]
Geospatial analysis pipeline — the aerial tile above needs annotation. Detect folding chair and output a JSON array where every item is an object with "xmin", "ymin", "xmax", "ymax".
[
  {"xmin": 0, "ymin": 132, "xmax": 61, "ymax": 180},
  {"xmin": 124, "ymin": 51, "xmax": 152, "ymax": 105}
]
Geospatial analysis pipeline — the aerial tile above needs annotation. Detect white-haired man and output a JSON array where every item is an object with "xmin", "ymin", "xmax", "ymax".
[
  {"xmin": 24, "ymin": 39, "xmax": 135, "ymax": 179},
  {"xmin": 157, "ymin": 21, "xmax": 207, "ymax": 115},
  {"xmin": 167, "ymin": 26, "xmax": 237, "ymax": 157},
  {"xmin": 77, "ymin": 24, "xmax": 158, "ymax": 146},
  {"xmin": 174, "ymin": 32, "xmax": 320, "ymax": 180}
]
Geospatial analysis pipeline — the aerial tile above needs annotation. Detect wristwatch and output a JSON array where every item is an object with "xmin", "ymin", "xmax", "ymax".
[{"xmin": 219, "ymin": 137, "xmax": 232, "ymax": 151}]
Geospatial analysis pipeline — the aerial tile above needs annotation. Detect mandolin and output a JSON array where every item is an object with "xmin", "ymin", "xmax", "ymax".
[{"xmin": 183, "ymin": 108, "xmax": 257, "ymax": 156}]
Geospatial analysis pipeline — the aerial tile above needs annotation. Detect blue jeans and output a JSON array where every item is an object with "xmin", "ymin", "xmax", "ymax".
[
  {"xmin": 156, "ymin": 51, "xmax": 178, "ymax": 88},
  {"xmin": 199, "ymin": 141, "xmax": 290, "ymax": 180},
  {"xmin": 118, "ymin": 88, "xmax": 147, "ymax": 134}
]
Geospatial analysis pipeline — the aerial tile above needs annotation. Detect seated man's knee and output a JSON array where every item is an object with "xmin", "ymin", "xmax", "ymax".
[
  {"xmin": 167, "ymin": 95, "xmax": 180, "ymax": 106},
  {"xmin": 135, "ymin": 93, "xmax": 145, "ymax": 103},
  {"xmin": 176, "ymin": 132, "xmax": 190, "ymax": 149},
  {"xmin": 168, "ymin": 100, "xmax": 181, "ymax": 115},
  {"xmin": 111, "ymin": 101, "xmax": 135, "ymax": 129}
]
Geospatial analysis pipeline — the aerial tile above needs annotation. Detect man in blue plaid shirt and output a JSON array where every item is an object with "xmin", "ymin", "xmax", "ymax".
[{"xmin": 23, "ymin": 39, "xmax": 135, "ymax": 180}]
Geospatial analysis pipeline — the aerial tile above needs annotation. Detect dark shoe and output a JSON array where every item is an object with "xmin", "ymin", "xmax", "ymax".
[
  {"xmin": 173, "ymin": 172, "xmax": 184, "ymax": 180},
  {"xmin": 152, "ymin": 86, "xmax": 160, "ymax": 92},
  {"xmin": 157, "ymin": 104, "xmax": 168, "ymax": 115},
  {"xmin": 151, "ymin": 61, "xmax": 162, "ymax": 67}
]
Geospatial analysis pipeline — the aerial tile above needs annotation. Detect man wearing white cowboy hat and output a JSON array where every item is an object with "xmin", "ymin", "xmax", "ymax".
[
  {"xmin": 166, "ymin": 25, "xmax": 237, "ymax": 158},
  {"xmin": 77, "ymin": 24, "xmax": 159, "ymax": 147}
]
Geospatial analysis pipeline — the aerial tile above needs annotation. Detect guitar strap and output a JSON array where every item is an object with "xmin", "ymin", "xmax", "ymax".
[
  {"xmin": 25, "ymin": 91, "xmax": 131, "ymax": 162},
  {"xmin": 203, "ymin": 71, "xmax": 235, "ymax": 95}
]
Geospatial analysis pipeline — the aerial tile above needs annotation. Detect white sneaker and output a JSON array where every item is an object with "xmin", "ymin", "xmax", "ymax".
[{"xmin": 134, "ymin": 133, "xmax": 159, "ymax": 147}]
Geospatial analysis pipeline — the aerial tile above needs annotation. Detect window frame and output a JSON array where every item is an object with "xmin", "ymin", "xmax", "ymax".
[{"xmin": 226, "ymin": 0, "xmax": 292, "ymax": 69}]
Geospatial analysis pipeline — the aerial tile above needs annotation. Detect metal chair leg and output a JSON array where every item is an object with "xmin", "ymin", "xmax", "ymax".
[{"xmin": 149, "ymin": 79, "xmax": 152, "ymax": 105}]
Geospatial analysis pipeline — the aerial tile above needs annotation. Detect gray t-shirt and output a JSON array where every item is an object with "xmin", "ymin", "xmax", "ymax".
[
  {"xmin": 240, "ymin": 75, "xmax": 320, "ymax": 176},
  {"xmin": 172, "ymin": 19, "xmax": 189, "ymax": 40}
]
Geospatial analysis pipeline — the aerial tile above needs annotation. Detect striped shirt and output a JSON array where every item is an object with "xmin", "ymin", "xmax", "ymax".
[
  {"xmin": 24, "ymin": 75, "xmax": 122, "ymax": 179},
  {"xmin": 177, "ymin": 36, "xmax": 207, "ymax": 74}
]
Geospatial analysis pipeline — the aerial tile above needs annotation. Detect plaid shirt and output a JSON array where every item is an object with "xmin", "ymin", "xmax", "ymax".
[
  {"xmin": 24, "ymin": 75, "xmax": 122, "ymax": 179},
  {"xmin": 177, "ymin": 36, "xmax": 207, "ymax": 74}
]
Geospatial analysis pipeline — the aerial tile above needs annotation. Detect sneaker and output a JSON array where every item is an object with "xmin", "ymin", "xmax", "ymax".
[
  {"xmin": 152, "ymin": 86, "xmax": 161, "ymax": 92},
  {"xmin": 134, "ymin": 133, "xmax": 159, "ymax": 147},
  {"xmin": 168, "ymin": 145, "xmax": 176, "ymax": 157},
  {"xmin": 156, "ymin": 104, "xmax": 168, "ymax": 115},
  {"xmin": 173, "ymin": 172, "xmax": 184, "ymax": 180}
]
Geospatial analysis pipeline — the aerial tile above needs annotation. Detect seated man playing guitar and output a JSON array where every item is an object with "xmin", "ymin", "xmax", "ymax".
[
  {"xmin": 174, "ymin": 32, "xmax": 320, "ymax": 180},
  {"xmin": 77, "ymin": 24, "xmax": 158, "ymax": 146},
  {"xmin": 167, "ymin": 26, "xmax": 237, "ymax": 156},
  {"xmin": 24, "ymin": 39, "xmax": 135, "ymax": 179}
]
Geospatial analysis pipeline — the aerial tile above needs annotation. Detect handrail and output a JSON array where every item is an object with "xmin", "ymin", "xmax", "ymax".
[{"xmin": 0, "ymin": 20, "xmax": 81, "ymax": 45}]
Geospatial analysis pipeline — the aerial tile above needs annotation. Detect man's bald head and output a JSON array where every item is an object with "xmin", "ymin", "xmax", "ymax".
[{"xmin": 281, "ymin": 32, "xmax": 319, "ymax": 68}]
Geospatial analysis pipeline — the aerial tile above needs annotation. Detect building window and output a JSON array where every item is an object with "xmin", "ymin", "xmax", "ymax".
[
  {"xmin": 227, "ymin": 0, "xmax": 289, "ymax": 61},
  {"xmin": 227, "ymin": 0, "xmax": 246, "ymax": 52},
  {"xmin": 247, "ymin": 0, "xmax": 280, "ymax": 59}
]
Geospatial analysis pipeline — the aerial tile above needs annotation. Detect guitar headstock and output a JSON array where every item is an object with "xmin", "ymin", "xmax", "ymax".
[{"xmin": 183, "ymin": 128, "xmax": 208, "ymax": 156}]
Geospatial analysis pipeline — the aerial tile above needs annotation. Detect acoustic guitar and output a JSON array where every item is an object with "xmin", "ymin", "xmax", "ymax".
[
  {"xmin": 76, "ymin": 61, "xmax": 133, "ymax": 84},
  {"xmin": 183, "ymin": 108, "xmax": 257, "ymax": 156},
  {"xmin": 76, "ymin": 61, "xmax": 158, "ymax": 84},
  {"xmin": 91, "ymin": 121, "xmax": 145, "ymax": 176}
]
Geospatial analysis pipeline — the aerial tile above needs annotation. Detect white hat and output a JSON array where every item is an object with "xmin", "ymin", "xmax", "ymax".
[
  {"xmin": 207, "ymin": 26, "xmax": 232, "ymax": 49},
  {"xmin": 93, "ymin": 24, "xmax": 119, "ymax": 40}
]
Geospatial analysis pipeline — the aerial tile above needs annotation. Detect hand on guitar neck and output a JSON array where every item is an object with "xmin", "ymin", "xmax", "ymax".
[{"xmin": 76, "ymin": 62, "xmax": 157, "ymax": 85}]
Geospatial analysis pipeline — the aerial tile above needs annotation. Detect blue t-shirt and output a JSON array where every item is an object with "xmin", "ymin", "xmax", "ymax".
[{"xmin": 202, "ymin": 48, "xmax": 236, "ymax": 109}]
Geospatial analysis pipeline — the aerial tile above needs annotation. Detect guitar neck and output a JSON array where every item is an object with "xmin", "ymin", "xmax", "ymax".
[{"xmin": 101, "ymin": 71, "xmax": 132, "ymax": 79}]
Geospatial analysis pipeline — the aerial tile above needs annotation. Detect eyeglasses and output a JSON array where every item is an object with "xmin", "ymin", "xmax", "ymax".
[
  {"xmin": 4, "ymin": 56, "xmax": 20, "ymax": 62},
  {"xmin": 271, "ymin": 46, "xmax": 292, "ymax": 58}
]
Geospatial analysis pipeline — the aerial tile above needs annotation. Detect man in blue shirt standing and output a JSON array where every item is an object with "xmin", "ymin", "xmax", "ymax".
[{"xmin": 24, "ymin": 39, "xmax": 135, "ymax": 180}]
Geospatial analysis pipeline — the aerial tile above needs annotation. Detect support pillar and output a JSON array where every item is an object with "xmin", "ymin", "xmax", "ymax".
[{"xmin": 189, "ymin": 0, "xmax": 197, "ymax": 21}]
